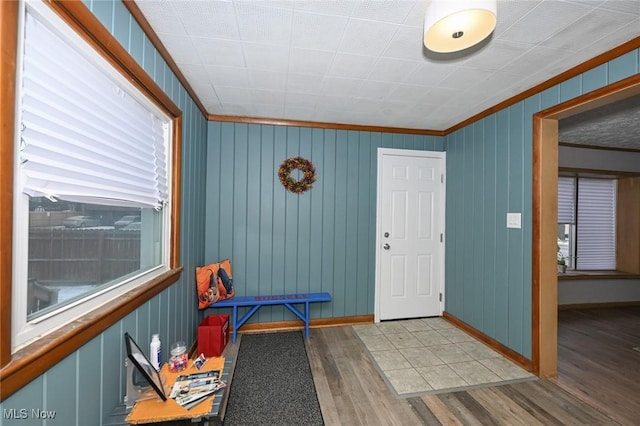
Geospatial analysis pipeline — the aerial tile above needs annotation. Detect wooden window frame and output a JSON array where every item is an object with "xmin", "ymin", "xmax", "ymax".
[{"xmin": 0, "ymin": 0, "xmax": 183, "ymax": 401}]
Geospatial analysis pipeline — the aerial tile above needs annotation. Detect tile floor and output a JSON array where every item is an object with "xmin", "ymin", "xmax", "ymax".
[{"xmin": 352, "ymin": 318, "xmax": 536, "ymax": 398}]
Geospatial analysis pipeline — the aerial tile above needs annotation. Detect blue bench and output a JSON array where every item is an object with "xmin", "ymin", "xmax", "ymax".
[{"xmin": 210, "ymin": 292, "xmax": 332, "ymax": 343}]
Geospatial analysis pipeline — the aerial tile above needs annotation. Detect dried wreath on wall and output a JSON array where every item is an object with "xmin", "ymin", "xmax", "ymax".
[{"xmin": 278, "ymin": 157, "xmax": 316, "ymax": 194}]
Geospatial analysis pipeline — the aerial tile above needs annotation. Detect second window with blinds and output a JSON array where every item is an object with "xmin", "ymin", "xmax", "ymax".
[{"xmin": 558, "ymin": 176, "xmax": 617, "ymax": 271}]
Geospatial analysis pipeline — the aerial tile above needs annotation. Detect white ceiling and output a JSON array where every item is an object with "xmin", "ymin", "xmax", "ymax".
[{"xmin": 135, "ymin": 0, "xmax": 640, "ymax": 132}]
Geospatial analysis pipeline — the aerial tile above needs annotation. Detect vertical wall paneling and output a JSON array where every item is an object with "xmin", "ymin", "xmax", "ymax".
[
  {"xmin": 461, "ymin": 126, "xmax": 474, "ymax": 324},
  {"xmin": 582, "ymin": 64, "xmax": 608, "ymax": 93},
  {"xmin": 495, "ymin": 108, "xmax": 510, "ymax": 346},
  {"xmin": 507, "ymin": 103, "xmax": 525, "ymax": 354},
  {"xmin": 540, "ymin": 86, "xmax": 561, "ymax": 110},
  {"xmin": 77, "ymin": 338, "xmax": 101, "ymax": 425},
  {"xmin": 3, "ymin": 377, "xmax": 44, "ymax": 426},
  {"xmin": 45, "ymin": 354, "xmax": 76, "ymax": 426},
  {"xmin": 443, "ymin": 47, "xmax": 640, "ymax": 360},
  {"xmin": 609, "ymin": 50, "xmax": 639, "ymax": 83},
  {"xmin": 258, "ymin": 126, "xmax": 276, "ymax": 322},
  {"xmin": 482, "ymin": 114, "xmax": 497, "ymax": 337},
  {"xmin": 357, "ymin": 132, "xmax": 373, "ymax": 314},
  {"xmin": 297, "ymin": 128, "xmax": 312, "ymax": 296},
  {"xmin": 560, "ymin": 76, "xmax": 582, "ymax": 103},
  {"xmin": 0, "ymin": 2, "xmax": 208, "ymax": 423},
  {"xmin": 205, "ymin": 123, "xmax": 444, "ymax": 321},
  {"xmin": 521, "ymin": 96, "xmax": 538, "ymax": 359},
  {"xmin": 472, "ymin": 121, "xmax": 485, "ymax": 329},
  {"xmin": 445, "ymin": 130, "xmax": 461, "ymax": 315}
]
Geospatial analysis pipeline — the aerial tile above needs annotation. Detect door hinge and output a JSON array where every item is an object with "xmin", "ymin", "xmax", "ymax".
[
  {"xmin": 441, "ymin": 174, "xmax": 444, "ymax": 183},
  {"xmin": 439, "ymin": 293, "xmax": 442, "ymax": 302},
  {"xmin": 440, "ymin": 233, "xmax": 443, "ymax": 243}
]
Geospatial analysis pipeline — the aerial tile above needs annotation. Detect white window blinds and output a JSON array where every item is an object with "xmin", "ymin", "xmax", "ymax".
[
  {"xmin": 576, "ymin": 178, "xmax": 616, "ymax": 270},
  {"xmin": 558, "ymin": 177, "xmax": 575, "ymax": 224},
  {"xmin": 19, "ymin": 12, "xmax": 169, "ymax": 209}
]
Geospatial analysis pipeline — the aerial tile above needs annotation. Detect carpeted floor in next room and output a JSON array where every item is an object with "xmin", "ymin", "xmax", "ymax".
[{"xmin": 352, "ymin": 317, "xmax": 536, "ymax": 398}]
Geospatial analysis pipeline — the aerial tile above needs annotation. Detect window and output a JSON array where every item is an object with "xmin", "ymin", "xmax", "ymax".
[
  {"xmin": 11, "ymin": 2, "xmax": 171, "ymax": 351},
  {"xmin": 557, "ymin": 176, "xmax": 617, "ymax": 271}
]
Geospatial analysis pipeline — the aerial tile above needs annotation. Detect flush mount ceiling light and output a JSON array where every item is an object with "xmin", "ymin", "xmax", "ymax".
[{"xmin": 424, "ymin": 0, "xmax": 497, "ymax": 53}]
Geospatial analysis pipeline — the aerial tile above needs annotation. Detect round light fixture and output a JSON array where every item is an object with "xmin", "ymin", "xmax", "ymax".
[{"xmin": 424, "ymin": 0, "xmax": 497, "ymax": 53}]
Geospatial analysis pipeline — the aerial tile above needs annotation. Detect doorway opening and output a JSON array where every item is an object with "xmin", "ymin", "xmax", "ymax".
[{"xmin": 533, "ymin": 74, "xmax": 640, "ymax": 377}]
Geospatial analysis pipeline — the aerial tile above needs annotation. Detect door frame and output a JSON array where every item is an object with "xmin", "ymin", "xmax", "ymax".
[
  {"xmin": 374, "ymin": 148, "xmax": 446, "ymax": 323},
  {"xmin": 533, "ymin": 74, "xmax": 640, "ymax": 377}
]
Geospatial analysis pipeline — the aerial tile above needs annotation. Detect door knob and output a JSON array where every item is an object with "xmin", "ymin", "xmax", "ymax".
[{"xmin": 383, "ymin": 243, "xmax": 390, "ymax": 250}]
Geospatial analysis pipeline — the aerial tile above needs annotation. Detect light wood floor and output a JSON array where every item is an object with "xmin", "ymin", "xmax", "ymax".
[
  {"xmin": 556, "ymin": 306, "xmax": 640, "ymax": 426},
  {"xmin": 224, "ymin": 308, "xmax": 639, "ymax": 425}
]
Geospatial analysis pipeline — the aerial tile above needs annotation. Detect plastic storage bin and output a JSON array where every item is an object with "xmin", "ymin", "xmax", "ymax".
[{"xmin": 197, "ymin": 314, "xmax": 229, "ymax": 357}]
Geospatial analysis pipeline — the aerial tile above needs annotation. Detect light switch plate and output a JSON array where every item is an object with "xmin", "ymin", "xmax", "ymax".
[{"xmin": 507, "ymin": 213, "xmax": 521, "ymax": 229}]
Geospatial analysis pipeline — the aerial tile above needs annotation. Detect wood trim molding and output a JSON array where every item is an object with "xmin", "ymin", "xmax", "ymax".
[
  {"xmin": 231, "ymin": 315, "xmax": 374, "ymax": 335},
  {"xmin": 170, "ymin": 116, "xmax": 182, "ymax": 269},
  {"xmin": 0, "ymin": 0, "xmax": 18, "ymax": 369},
  {"xmin": 533, "ymin": 116, "xmax": 559, "ymax": 378},
  {"xmin": 0, "ymin": 268, "xmax": 182, "ymax": 401},
  {"xmin": 442, "ymin": 312, "xmax": 534, "ymax": 373},
  {"xmin": 208, "ymin": 114, "xmax": 446, "ymax": 136},
  {"xmin": 0, "ymin": 0, "xmax": 185, "ymax": 401},
  {"xmin": 558, "ymin": 167, "xmax": 640, "ymax": 178},
  {"xmin": 559, "ymin": 142, "xmax": 640, "ymax": 154},
  {"xmin": 122, "ymin": 0, "xmax": 207, "ymax": 119},
  {"xmin": 446, "ymin": 36, "xmax": 640, "ymax": 135},
  {"xmin": 45, "ymin": 0, "xmax": 180, "ymax": 118},
  {"xmin": 532, "ymin": 72, "xmax": 640, "ymax": 379},
  {"xmin": 558, "ymin": 301, "xmax": 640, "ymax": 310}
]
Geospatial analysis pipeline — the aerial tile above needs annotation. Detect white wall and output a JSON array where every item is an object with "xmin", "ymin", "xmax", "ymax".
[
  {"xmin": 558, "ymin": 278, "xmax": 640, "ymax": 305},
  {"xmin": 559, "ymin": 145, "xmax": 640, "ymax": 173}
]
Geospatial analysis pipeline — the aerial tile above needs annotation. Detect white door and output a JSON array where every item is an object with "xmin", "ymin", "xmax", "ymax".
[{"xmin": 375, "ymin": 149, "xmax": 445, "ymax": 321}]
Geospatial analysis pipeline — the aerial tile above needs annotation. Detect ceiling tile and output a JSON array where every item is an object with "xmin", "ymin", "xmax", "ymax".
[
  {"xmin": 291, "ymin": 11, "xmax": 348, "ymax": 51},
  {"xmin": 541, "ymin": 8, "xmax": 638, "ymax": 50},
  {"xmin": 284, "ymin": 105, "xmax": 316, "ymax": 121},
  {"xmin": 351, "ymin": 1, "xmax": 416, "ymax": 24},
  {"xmin": 175, "ymin": 1, "xmax": 240, "ymax": 39},
  {"xmin": 135, "ymin": 0, "xmax": 185, "ymax": 36},
  {"xmin": 461, "ymin": 40, "xmax": 532, "ymax": 71},
  {"xmin": 403, "ymin": 62, "xmax": 456, "ymax": 87},
  {"xmin": 368, "ymin": 57, "xmax": 421, "ymax": 82},
  {"xmin": 598, "ymin": 0, "xmax": 640, "ymax": 15},
  {"xmin": 234, "ymin": 2, "xmax": 293, "ymax": 44},
  {"xmin": 321, "ymin": 76, "xmax": 363, "ymax": 97},
  {"xmin": 499, "ymin": 1, "xmax": 592, "ymax": 45},
  {"xmin": 216, "ymin": 86, "xmax": 250, "ymax": 104},
  {"xmin": 250, "ymin": 89, "xmax": 285, "ymax": 106},
  {"xmin": 354, "ymin": 80, "xmax": 398, "ymax": 99},
  {"xmin": 247, "ymin": 69, "xmax": 287, "ymax": 91},
  {"xmin": 329, "ymin": 53, "xmax": 378, "ymax": 79},
  {"xmin": 205, "ymin": 65, "xmax": 249, "ymax": 88},
  {"xmin": 242, "ymin": 43, "xmax": 290, "ymax": 72},
  {"xmin": 293, "ymin": 1, "xmax": 356, "ymax": 16},
  {"xmin": 195, "ymin": 38, "xmax": 245, "ymax": 67},
  {"xmin": 137, "ymin": 0, "xmax": 640, "ymax": 131},
  {"xmin": 339, "ymin": 19, "xmax": 399, "ymax": 56},
  {"xmin": 288, "ymin": 48, "xmax": 335, "ymax": 75},
  {"xmin": 437, "ymin": 67, "xmax": 496, "ymax": 91},
  {"xmin": 286, "ymin": 73, "xmax": 325, "ymax": 94},
  {"xmin": 159, "ymin": 35, "xmax": 201, "ymax": 64},
  {"xmin": 382, "ymin": 26, "xmax": 427, "ymax": 61},
  {"xmin": 386, "ymin": 84, "xmax": 431, "ymax": 104}
]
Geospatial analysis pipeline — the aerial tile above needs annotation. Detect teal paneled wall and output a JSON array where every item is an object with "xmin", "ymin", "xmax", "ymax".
[
  {"xmin": 444, "ymin": 48, "xmax": 640, "ymax": 359},
  {"xmin": 205, "ymin": 123, "xmax": 443, "ymax": 323},
  {"xmin": 0, "ymin": 2, "xmax": 207, "ymax": 425}
]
